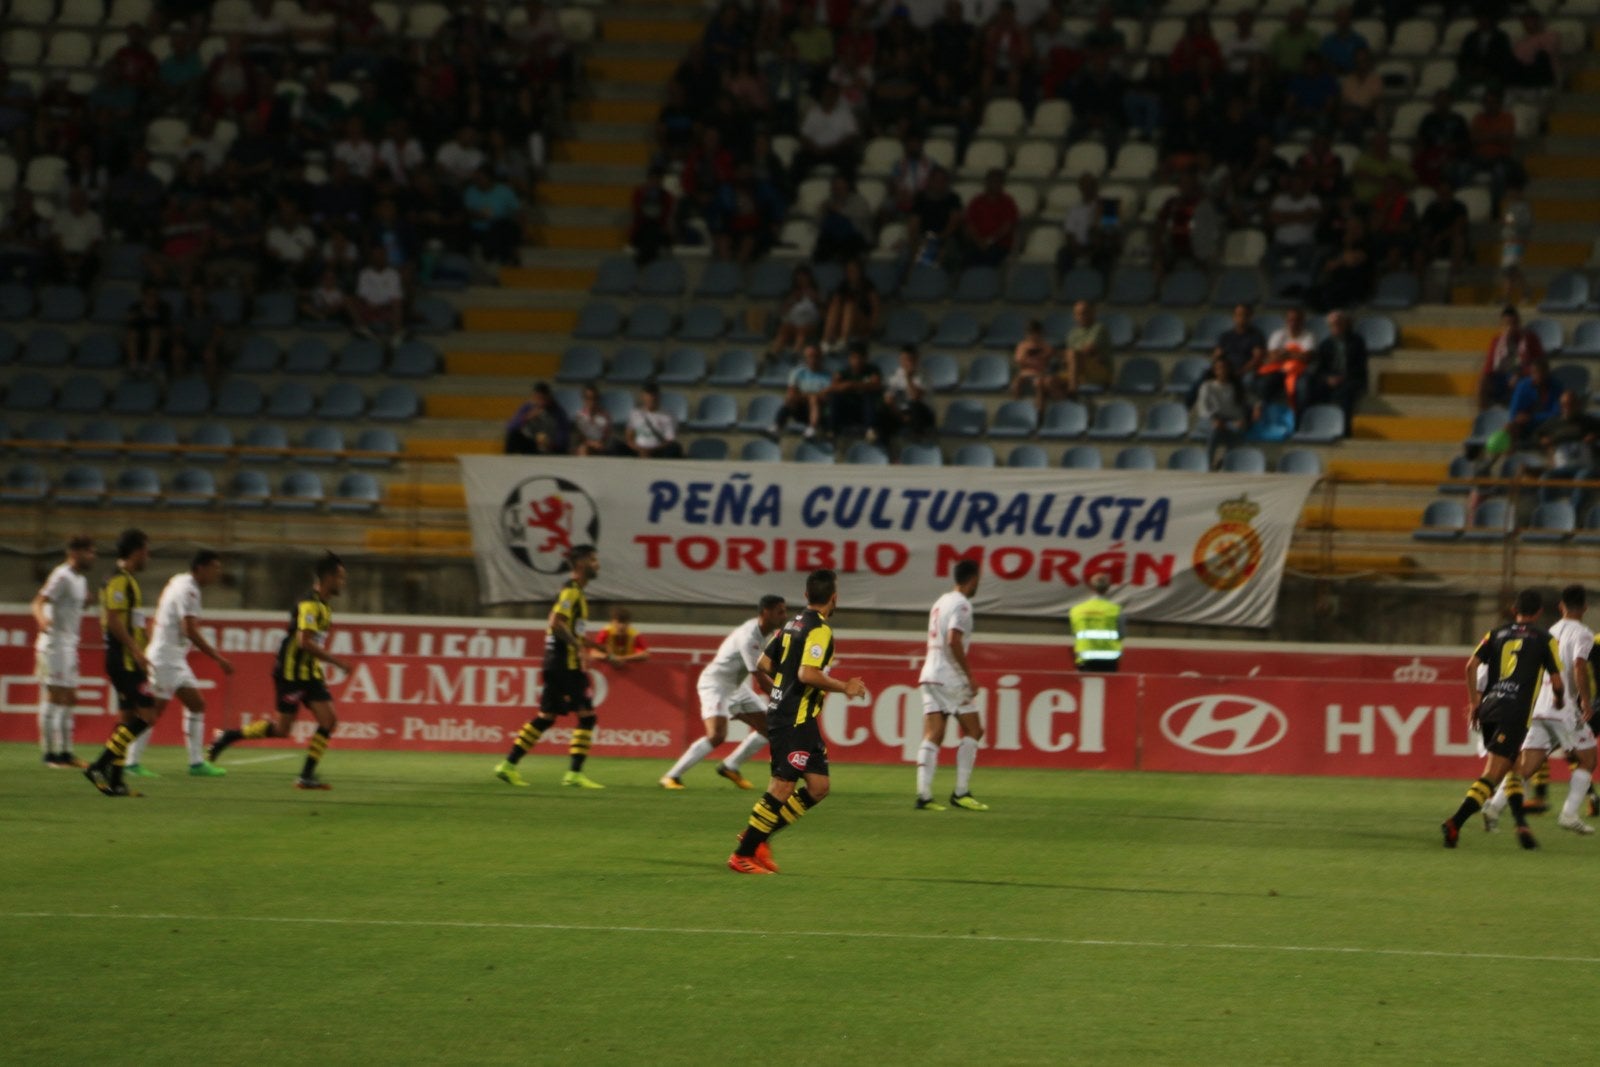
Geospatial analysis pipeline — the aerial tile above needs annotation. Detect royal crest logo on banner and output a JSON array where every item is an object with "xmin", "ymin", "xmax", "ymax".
[{"xmin": 461, "ymin": 457, "xmax": 1316, "ymax": 629}]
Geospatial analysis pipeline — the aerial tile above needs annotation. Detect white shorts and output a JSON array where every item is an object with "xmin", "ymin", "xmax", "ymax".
[
  {"xmin": 34, "ymin": 644, "xmax": 79, "ymax": 688},
  {"xmin": 920, "ymin": 681, "xmax": 976, "ymax": 717},
  {"xmin": 1524, "ymin": 714, "xmax": 1598, "ymax": 755},
  {"xmin": 149, "ymin": 661, "xmax": 200, "ymax": 702},
  {"xmin": 698, "ymin": 683, "xmax": 766, "ymax": 721}
]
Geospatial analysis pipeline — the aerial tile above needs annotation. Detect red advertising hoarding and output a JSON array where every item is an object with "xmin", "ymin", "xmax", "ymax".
[{"xmin": 0, "ymin": 610, "xmax": 1481, "ymax": 778}]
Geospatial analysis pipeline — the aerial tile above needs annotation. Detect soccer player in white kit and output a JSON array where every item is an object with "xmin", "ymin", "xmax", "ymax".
[
  {"xmin": 32, "ymin": 534, "xmax": 95, "ymax": 768},
  {"xmin": 915, "ymin": 559, "xmax": 989, "ymax": 811},
  {"xmin": 660, "ymin": 594, "xmax": 789, "ymax": 790},
  {"xmin": 1482, "ymin": 583, "xmax": 1599, "ymax": 835},
  {"xmin": 123, "ymin": 550, "xmax": 234, "ymax": 778}
]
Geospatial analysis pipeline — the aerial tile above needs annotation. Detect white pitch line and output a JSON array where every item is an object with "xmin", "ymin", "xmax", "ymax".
[
  {"xmin": 219, "ymin": 754, "xmax": 300, "ymax": 766},
  {"xmin": 0, "ymin": 911, "xmax": 1587, "ymax": 965}
]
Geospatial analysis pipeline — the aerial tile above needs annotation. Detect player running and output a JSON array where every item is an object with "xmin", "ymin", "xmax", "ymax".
[
  {"xmin": 207, "ymin": 553, "xmax": 353, "ymax": 789},
  {"xmin": 122, "ymin": 551, "xmax": 234, "ymax": 779},
  {"xmin": 660, "ymin": 594, "xmax": 788, "ymax": 790},
  {"xmin": 495, "ymin": 544, "xmax": 617, "ymax": 789},
  {"xmin": 1480, "ymin": 584, "xmax": 1598, "ymax": 835},
  {"xmin": 33, "ymin": 534, "xmax": 95, "ymax": 769},
  {"xmin": 1441, "ymin": 588, "xmax": 1563, "ymax": 850},
  {"xmin": 727, "ymin": 569, "xmax": 866, "ymax": 875},
  {"xmin": 915, "ymin": 560, "xmax": 989, "ymax": 811},
  {"xmin": 84, "ymin": 530, "xmax": 157, "ymax": 796}
]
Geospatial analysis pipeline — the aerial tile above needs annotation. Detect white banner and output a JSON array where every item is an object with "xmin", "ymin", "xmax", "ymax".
[{"xmin": 460, "ymin": 457, "xmax": 1316, "ymax": 628}]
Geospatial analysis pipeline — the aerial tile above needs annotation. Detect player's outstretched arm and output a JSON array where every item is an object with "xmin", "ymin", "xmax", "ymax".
[{"xmin": 185, "ymin": 615, "xmax": 233, "ymax": 675}]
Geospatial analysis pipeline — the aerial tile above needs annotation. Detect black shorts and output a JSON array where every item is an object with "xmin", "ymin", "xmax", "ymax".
[
  {"xmin": 540, "ymin": 668, "xmax": 593, "ymax": 715},
  {"xmin": 107, "ymin": 666, "xmax": 154, "ymax": 713},
  {"xmin": 1478, "ymin": 696, "xmax": 1531, "ymax": 759},
  {"xmin": 768, "ymin": 718, "xmax": 829, "ymax": 782},
  {"xmin": 274, "ymin": 676, "xmax": 332, "ymax": 715}
]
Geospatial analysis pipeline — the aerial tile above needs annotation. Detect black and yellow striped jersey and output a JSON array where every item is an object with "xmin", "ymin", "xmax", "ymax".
[
  {"xmin": 100, "ymin": 568, "xmax": 145, "ymax": 673},
  {"xmin": 763, "ymin": 609, "xmax": 834, "ymax": 727},
  {"xmin": 543, "ymin": 580, "xmax": 588, "ymax": 673},
  {"xmin": 1473, "ymin": 621, "xmax": 1561, "ymax": 714},
  {"xmin": 275, "ymin": 590, "xmax": 333, "ymax": 682}
]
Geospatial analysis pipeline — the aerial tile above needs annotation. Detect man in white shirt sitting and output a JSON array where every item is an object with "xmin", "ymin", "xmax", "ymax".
[
  {"xmin": 1266, "ymin": 171, "xmax": 1322, "ymax": 276},
  {"xmin": 436, "ymin": 126, "xmax": 487, "ymax": 187},
  {"xmin": 793, "ymin": 84, "xmax": 861, "ymax": 179},
  {"xmin": 53, "ymin": 187, "xmax": 104, "ymax": 287},
  {"xmin": 354, "ymin": 246, "xmax": 405, "ymax": 340},
  {"xmin": 614, "ymin": 382, "xmax": 684, "ymax": 459}
]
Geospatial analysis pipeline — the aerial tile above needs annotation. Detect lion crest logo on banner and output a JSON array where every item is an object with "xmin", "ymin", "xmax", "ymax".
[
  {"xmin": 1192, "ymin": 495, "xmax": 1264, "ymax": 592},
  {"xmin": 500, "ymin": 476, "xmax": 600, "ymax": 574}
]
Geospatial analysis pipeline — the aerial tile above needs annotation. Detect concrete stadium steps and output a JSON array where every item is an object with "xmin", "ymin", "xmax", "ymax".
[
  {"xmin": 497, "ymin": 265, "xmax": 598, "ymax": 291},
  {"xmin": 583, "ymin": 55, "xmax": 679, "ymax": 85},
  {"xmin": 402, "ymin": 435, "xmax": 500, "ymax": 458},
  {"xmin": 572, "ymin": 99, "xmax": 661, "ymax": 124},
  {"xmin": 1473, "ymin": 240, "xmax": 1590, "ymax": 270},
  {"xmin": 1351, "ymin": 414, "xmax": 1472, "ymax": 443},
  {"xmin": 460, "ymin": 306, "xmax": 579, "ymax": 334},
  {"xmin": 526, "ymin": 223, "xmax": 631, "ymax": 250},
  {"xmin": 532, "ymin": 183, "xmax": 635, "ymax": 210},
  {"xmin": 1323, "ymin": 457, "xmax": 1454, "ymax": 481},
  {"xmin": 1378, "ymin": 370, "xmax": 1478, "ymax": 398},
  {"xmin": 1284, "ymin": 547, "xmax": 1419, "ymax": 576}
]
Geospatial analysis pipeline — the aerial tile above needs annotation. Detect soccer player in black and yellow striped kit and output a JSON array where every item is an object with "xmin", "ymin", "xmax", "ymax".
[
  {"xmin": 84, "ymin": 529, "xmax": 155, "ymax": 796},
  {"xmin": 728, "ymin": 569, "xmax": 867, "ymax": 874},
  {"xmin": 495, "ymin": 544, "xmax": 618, "ymax": 789},
  {"xmin": 207, "ymin": 553, "xmax": 353, "ymax": 789}
]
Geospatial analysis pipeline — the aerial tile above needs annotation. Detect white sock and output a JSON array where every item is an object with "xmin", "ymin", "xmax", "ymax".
[
  {"xmin": 916, "ymin": 740, "xmax": 939, "ymax": 801},
  {"xmin": 1563, "ymin": 767, "xmax": 1593, "ymax": 821},
  {"xmin": 666, "ymin": 737, "xmax": 716, "ymax": 780},
  {"xmin": 127, "ymin": 728, "xmax": 152, "ymax": 766},
  {"xmin": 184, "ymin": 710, "xmax": 206, "ymax": 765},
  {"xmin": 38, "ymin": 696, "xmax": 53, "ymax": 755},
  {"xmin": 724, "ymin": 732, "xmax": 766, "ymax": 772},
  {"xmin": 1485, "ymin": 780, "xmax": 1509, "ymax": 816},
  {"xmin": 955, "ymin": 737, "xmax": 979, "ymax": 795},
  {"xmin": 59, "ymin": 706, "xmax": 75, "ymax": 755}
]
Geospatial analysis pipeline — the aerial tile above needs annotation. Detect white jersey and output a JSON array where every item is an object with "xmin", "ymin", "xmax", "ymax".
[
  {"xmin": 35, "ymin": 563, "xmax": 89, "ymax": 650},
  {"xmin": 698, "ymin": 618, "xmax": 767, "ymax": 693},
  {"xmin": 919, "ymin": 590, "xmax": 973, "ymax": 688},
  {"xmin": 145, "ymin": 573, "xmax": 203, "ymax": 669},
  {"xmin": 1532, "ymin": 617, "xmax": 1594, "ymax": 721}
]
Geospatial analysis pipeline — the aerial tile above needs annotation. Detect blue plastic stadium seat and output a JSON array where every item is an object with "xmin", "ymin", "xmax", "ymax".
[
  {"xmin": 1165, "ymin": 356, "xmax": 1210, "ymax": 397},
  {"xmin": 982, "ymin": 310, "xmax": 1028, "ymax": 350},
  {"xmin": 1222, "ymin": 447, "xmax": 1267, "ymax": 474},
  {"xmin": 108, "ymin": 466, "xmax": 162, "ymax": 506},
  {"xmin": 249, "ymin": 291, "xmax": 296, "ymax": 329},
  {"xmin": 558, "ymin": 345, "xmax": 604, "ymax": 383},
  {"xmin": 695, "ymin": 261, "xmax": 743, "ymax": 299},
  {"xmin": 1565, "ymin": 321, "xmax": 1600, "ymax": 359},
  {"xmin": 1062, "ymin": 444, "xmax": 1102, "ymax": 469},
  {"xmin": 931, "ymin": 310, "xmax": 982, "ymax": 349},
  {"xmin": 284, "ymin": 337, "xmax": 333, "ymax": 375},
  {"xmin": 941, "ymin": 399, "xmax": 987, "ymax": 437},
  {"xmin": 1087, "ymin": 399, "xmax": 1138, "ymax": 439},
  {"xmin": 900, "ymin": 444, "xmax": 944, "ymax": 466},
  {"xmin": 107, "ymin": 379, "xmax": 160, "ymax": 416},
  {"xmin": 1167, "ymin": 445, "xmax": 1209, "ymax": 471},
  {"xmin": 1370, "ymin": 272, "xmax": 1420, "ymax": 310},
  {"xmin": 208, "ymin": 289, "xmax": 245, "ymax": 326},
  {"xmin": 1462, "ymin": 499, "xmax": 1514, "ymax": 541},
  {"xmin": 0, "ymin": 284, "xmax": 34, "ymax": 321},
  {"xmin": 71, "ymin": 332, "xmax": 118, "ymax": 370},
  {"xmin": 989, "ymin": 400, "xmax": 1039, "ymax": 438},
  {"xmin": 900, "ymin": 264, "xmax": 950, "ymax": 302},
  {"xmin": 352, "ymin": 427, "xmax": 401, "ymax": 467},
  {"xmin": 411, "ymin": 295, "xmax": 457, "ymax": 335},
  {"xmin": 919, "ymin": 352, "xmax": 959, "ymax": 391},
  {"xmin": 313, "ymin": 382, "xmax": 364, "ymax": 421},
  {"xmin": 1526, "ymin": 318, "xmax": 1564, "ymax": 356},
  {"xmin": 959, "ymin": 353, "xmax": 1009, "ymax": 391},
  {"xmin": 101, "ymin": 244, "xmax": 147, "ymax": 281},
  {"xmin": 845, "ymin": 442, "xmax": 890, "ymax": 465},
  {"xmin": 1007, "ymin": 444, "xmax": 1048, "ymax": 468},
  {"xmin": 157, "ymin": 376, "xmax": 208, "ymax": 417},
  {"xmin": 229, "ymin": 470, "xmax": 272, "ymax": 509},
  {"xmin": 636, "ymin": 258, "xmax": 686, "ymax": 297},
  {"xmin": 592, "ymin": 256, "xmax": 636, "ymax": 296},
  {"xmin": 1355, "ymin": 315, "xmax": 1397, "ymax": 355},
  {"xmin": 738, "ymin": 394, "xmax": 784, "ymax": 433},
  {"xmin": 56, "ymin": 465, "xmax": 107, "ymax": 506},
  {"xmin": 573, "ymin": 302, "xmax": 622, "ymax": 340},
  {"xmin": 1134, "ymin": 313, "xmax": 1187, "ymax": 351},
  {"xmin": 738, "ymin": 438, "xmax": 781, "ymax": 462},
  {"xmin": 214, "ymin": 379, "xmax": 263, "ymax": 418},
  {"xmin": 56, "ymin": 375, "xmax": 105, "ymax": 415},
  {"xmin": 1099, "ymin": 312, "xmax": 1135, "ymax": 351},
  {"xmin": 1540, "ymin": 271, "xmax": 1591, "ymax": 314},
  {"xmin": 188, "ymin": 423, "xmax": 234, "ymax": 462},
  {"xmin": 1158, "ymin": 268, "xmax": 1208, "ymax": 308},
  {"xmin": 90, "ymin": 284, "xmax": 138, "ymax": 325},
  {"xmin": 0, "ymin": 328, "xmax": 16, "ymax": 366},
  {"xmin": 22, "ymin": 328, "xmax": 71, "ymax": 367},
  {"xmin": 883, "ymin": 307, "xmax": 929, "ymax": 347},
  {"xmin": 18, "ymin": 417, "xmax": 69, "ymax": 454},
  {"xmin": 132, "ymin": 421, "xmax": 180, "ymax": 459},
  {"xmin": 1211, "ymin": 268, "xmax": 1263, "ymax": 308},
  {"xmin": 685, "ymin": 392, "xmax": 738, "ymax": 431},
  {"xmin": 329, "ymin": 340, "xmax": 380, "ymax": 377},
  {"xmin": 234, "ymin": 335, "xmax": 281, "ymax": 374},
  {"xmin": 1, "ymin": 462, "xmax": 49, "ymax": 501},
  {"xmin": 624, "ymin": 304, "xmax": 673, "ymax": 342},
  {"xmin": 659, "ymin": 348, "xmax": 708, "ymax": 386},
  {"xmin": 793, "ymin": 441, "xmax": 834, "ymax": 463},
  {"xmin": 953, "ymin": 443, "xmax": 997, "ymax": 467},
  {"xmin": 243, "ymin": 424, "xmax": 289, "ymax": 462},
  {"xmin": 707, "ymin": 349, "xmax": 758, "ymax": 386},
  {"xmin": 1139, "ymin": 401, "xmax": 1189, "ymax": 441},
  {"xmin": 301, "ymin": 425, "xmax": 345, "ymax": 463},
  {"xmin": 1115, "ymin": 445, "xmax": 1157, "ymax": 470},
  {"xmin": 1004, "ymin": 264, "xmax": 1053, "ymax": 304},
  {"xmin": 274, "ymin": 472, "xmax": 325, "ymax": 511},
  {"xmin": 267, "ymin": 381, "xmax": 316, "ymax": 419},
  {"xmin": 37, "ymin": 285, "xmax": 88, "ymax": 323},
  {"xmin": 744, "ymin": 260, "xmax": 792, "ymax": 301},
  {"xmin": 686, "ymin": 437, "xmax": 729, "ymax": 461},
  {"xmin": 1467, "ymin": 406, "xmax": 1508, "ymax": 446},
  {"xmin": 389, "ymin": 340, "xmax": 439, "ymax": 378},
  {"xmin": 1292, "ymin": 404, "xmax": 1345, "ymax": 443},
  {"xmin": 865, "ymin": 260, "xmax": 901, "ymax": 297},
  {"xmin": 329, "ymin": 473, "xmax": 382, "ymax": 514},
  {"xmin": 1114, "ymin": 357, "xmax": 1162, "ymax": 394},
  {"xmin": 1039, "ymin": 400, "xmax": 1089, "ymax": 438},
  {"xmin": 370, "ymin": 385, "xmax": 420, "ymax": 421},
  {"xmin": 1107, "ymin": 266, "xmax": 1157, "ymax": 306},
  {"xmin": 954, "ymin": 267, "xmax": 1001, "ymax": 303},
  {"xmin": 1278, "ymin": 449, "xmax": 1325, "ymax": 475},
  {"xmin": 1552, "ymin": 363, "xmax": 1589, "ymax": 397},
  {"xmin": 1187, "ymin": 313, "xmax": 1230, "ymax": 352},
  {"xmin": 677, "ymin": 305, "xmax": 726, "ymax": 343},
  {"xmin": 609, "ymin": 346, "xmax": 656, "ymax": 384},
  {"xmin": 77, "ymin": 419, "xmax": 124, "ymax": 457},
  {"xmin": 1060, "ymin": 267, "xmax": 1104, "ymax": 303},
  {"xmin": 168, "ymin": 467, "xmax": 218, "ymax": 508}
]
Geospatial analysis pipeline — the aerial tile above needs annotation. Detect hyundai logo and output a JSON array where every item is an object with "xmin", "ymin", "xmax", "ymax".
[{"xmin": 1160, "ymin": 695, "xmax": 1289, "ymax": 756}]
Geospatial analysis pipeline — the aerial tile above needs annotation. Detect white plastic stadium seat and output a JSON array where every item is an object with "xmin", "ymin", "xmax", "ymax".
[
  {"xmin": 1061, "ymin": 143, "xmax": 1107, "ymax": 180},
  {"xmin": 1029, "ymin": 100, "xmax": 1072, "ymax": 139},
  {"xmin": 1019, "ymin": 226, "xmax": 1063, "ymax": 264},
  {"xmin": 1011, "ymin": 141, "xmax": 1058, "ymax": 179},
  {"xmin": 210, "ymin": 0, "xmax": 253, "ymax": 32},
  {"xmin": 0, "ymin": 156, "xmax": 18, "ymax": 194},
  {"xmin": 109, "ymin": 0, "xmax": 155, "ymax": 25},
  {"xmin": 1456, "ymin": 188, "xmax": 1491, "ymax": 224},
  {"xmin": 1, "ymin": 29, "xmax": 45, "ymax": 67},
  {"xmin": 1143, "ymin": 18, "xmax": 1184, "ymax": 57},
  {"xmin": 977, "ymin": 99, "xmax": 1025, "ymax": 138},
  {"xmin": 1043, "ymin": 184, "xmax": 1082, "ymax": 218},
  {"xmin": 794, "ymin": 177, "xmax": 830, "ymax": 219},
  {"xmin": 557, "ymin": 9, "xmax": 596, "ymax": 43},
  {"xmin": 1389, "ymin": 19, "xmax": 1437, "ymax": 56},
  {"xmin": 1141, "ymin": 184, "xmax": 1177, "ymax": 222},
  {"xmin": 94, "ymin": 31, "xmax": 128, "ymax": 65},
  {"xmin": 958, "ymin": 139, "xmax": 1008, "ymax": 179},
  {"xmin": 1010, "ymin": 185, "xmax": 1039, "ymax": 218},
  {"xmin": 145, "ymin": 117, "xmax": 190, "ymax": 158},
  {"xmin": 23, "ymin": 155, "xmax": 67, "ymax": 196},
  {"xmin": 922, "ymin": 138, "xmax": 956, "ymax": 172},
  {"xmin": 1439, "ymin": 19, "xmax": 1475, "ymax": 53},
  {"xmin": 1108, "ymin": 143, "xmax": 1157, "ymax": 183},
  {"xmin": 1221, "ymin": 229, "xmax": 1267, "ymax": 268},
  {"xmin": 1416, "ymin": 60, "xmax": 1453, "ymax": 96},
  {"xmin": 58, "ymin": 0, "xmax": 105, "ymax": 26},
  {"xmin": 859, "ymin": 137, "xmax": 900, "ymax": 179},
  {"xmin": 406, "ymin": 4, "xmax": 451, "ymax": 40},
  {"xmin": 1388, "ymin": 101, "xmax": 1429, "ymax": 141},
  {"xmin": 876, "ymin": 222, "xmax": 908, "ymax": 255},
  {"xmin": 371, "ymin": 2, "xmax": 403, "ymax": 33},
  {"xmin": 8, "ymin": 0, "xmax": 55, "ymax": 24}
]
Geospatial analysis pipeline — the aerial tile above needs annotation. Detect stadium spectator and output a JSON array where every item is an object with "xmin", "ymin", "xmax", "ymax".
[
  {"xmin": 980, "ymin": 1, "xmax": 1032, "ymax": 100},
  {"xmin": 504, "ymin": 383, "xmax": 570, "ymax": 456},
  {"xmin": 1338, "ymin": 48, "xmax": 1385, "ymax": 138},
  {"xmin": 206, "ymin": 195, "xmax": 264, "ymax": 293},
  {"xmin": 1499, "ymin": 179, "xmax": 1533, "ymax": 306},
  {"xmin": 1508, "ymin": 360, "xmax": 1560, "ymax": 447},
  {"xmin": 774, "ymin": 344, "xmax": 832, "ymax": 439},
  {"xmin": 1511, "ymin": 11, "xmax": 1562, "ymax": 89},
  {"xmin": 1269, "ymin": 7, "xmax": 1320, "ymax": 74},
  {"xmin": 617, "ymin": 383, "xmax": 684, "ymax": 459},
  {"xmin": 930, "ymin": 1, "xmax": 979, "ymax": 80},
  {"xmin": 918, "ymin": 68, "xmax": 978, "ymax": 156},
  {"xmin": 591, "ymin": 606, "xmax": 650, "ymax": 668},
  {"xmin": 678, "ymin": 128, "xmax": 733, "ymax": 237},
  {"xmin": 1414, "ymin": 90, "xmax": 1473, "ymax": 188},
  {"xmin": 1197, "ymin": 303, "xmax": 1268, "ymax": 409},
  {"xmin": 334, "ymin": 116, "xmax": 378, "ymax": 179},
  {"xmin": 1058, "ymin": 300, "xmax": 1110, "ymax": 399},
  {"xmin": 1305, "ymin": 311, "xmax": 1368, "ymax": 432},
  {"xmin": 368, "ymin": 198, "xmax": 419, "ymax": 283},
  {"xmin": 1350, "ymin": 132, "xmax": 1414, "ymax": 204},
  {"xmin": 1533, "ymin": 390, "xmax": 1599, "ymax": 507},
  {"xmin": 1225, "ymin": 11, "xmax": 1268, "ymax": 74},
  {"xmin": 122, "ymin": 283, "xmax": 171, "ymax": 378},
  {"xmin": 1193, "ymin": 358, "xmax": 1250, "ymax": 469},
  {"xmin": 1480, "ymin": 306, "xmax": 1546, "ymax": 409},
  {"xmin": 464, "ymin": 168, "xmax": 523, "ymax": 266},
  {"xmin": 629, "ymin": 166, "xmax": 675, "ymax": 266},
  {"xmin": 768, "ymin": 265, "xmax": 823, "ymax": 358},
  {"xmin": 713, "ymin": 165, "xmax": 781, "ymax": 265},
  {"xmin": 1168, "ymin": 15, "xmax": 1222, "ymax": 79},
  {"xmin": 1153, "ymin": 172, "xmax": 1204, "ymax": 278},
  {"xmin": 884, "ymin": 135, "xmax": 935, "ymax": 224},
  {"xmin": 1266, "ymin": 172, "xmax": 1322, "ymax": 276},
  {"xmin": 1081, "ymin": 4, "xmax": 1126, "ymax": 58},
  {"xmin": 1281, "ymin": 54, "xmax": 1340, "ymax": 136},
  {"xmin": 105, "ymin": 148, "xmax": 166, "ymax": 242},
  {"xmin": 299, "ymin": 266, "xmax": 354, "ymax": 329},
  {"xmin": 173, "ymin": 282, "xmax": 224, "ymax": 385},
  {"xmin": 704, "ymin": 1, "xmax": 750, "ymax": 68},
  {"xmin": 1319, "ymin": 6, "xmax": 1368, "ymax": 73},
  {"xmin": 1032, "ymin": 5, "xmax": 1083, "ymax": 100},
  {"xmin": 265, "ymin": 200, "xmax": 318, "ymax": 287},
  {"xmin": 819, "ymin": 257, "xmax": 881, "ymax": 354},
  {"xmin": 1414, "ymin": 179, "xmax": 1471, "ymax": 276},
  {"xmin": 878, "ymin": 345, "xmax": 936, "ymax": 444},
  {"xmin": 788, "ymin": 6, "xmax": 834, "ymax": 70},
  {"xmin": 205, "ymin": 35, "xmax": 266, "ymax": 117},
  {"xmin": 813, "ymin": 176, "xmax": 875, "ymax": 263},
  {"xmin": 794, "ymin": 84, "xmax": 861, "ymax": 179},
  {"xmin": 961, "ymin": 169, "xmax": 1019, "ymax": 268},
  {"xmin": 1309, "ymin": 215, "xmax": 1373, "ymax": 311},
  {"xmin": 1010, "ymin": 319, "xmax": 1056, "ymax": 412},
  {"xmin": 571, "ymin": 385, "xmax": 615, "ymax": 457},
  {"xmin": 1457, "ymin": 9, "xmax": 1514, "ymax": 92},
  {"xmin": 763, "ymin": 40, "xmax": 808, "ymax": 134},
  {"xmin": 353, "ymin": 247, "xmax": 405, "ymax": 341},
  {"xmin": 377, "ymin": 119, "xmax": 426, "ymax": 185},
  {"xmin": 1260, "ymin": 307, "xmax": 1317, "ymax": 412},
  {"xmin": 1056, "ymin": 174, "xmax": 1119, "ymax": 276},
  {"xmin": 1469, "ymin": 89, "xmax": 1525, "ymax": 210},
  {"xmin": 1367, "ymin": 175, "xmax": 1416, "ymax": 272},
  {"xmin": 828, "ymin": 343, "xmax": 884, "ymax": 439},
  {"xmin": 159, "ymin": 25, "xmax": 207, "ymax": 107},
  {"xmin": 910, "ymin": 167, "xmax": 963, "ymax": 269},
  {"xmin": 827, "ymin": 35, "xmax": 875, "ymax": 116},
  {"xmin": 436, "ymin": 127, "xmax": 487, "ymax": 188},
  {"xmin": 145, "ymin": 199, "xmax": 212, "ymax": 288},
  {"xmin": 1068, "ymin": 50, "xmax": 1128, "ymax": 147},
  {"xmin": 51, "ymin": 188, "xmax": 102, "ymax": 288}
]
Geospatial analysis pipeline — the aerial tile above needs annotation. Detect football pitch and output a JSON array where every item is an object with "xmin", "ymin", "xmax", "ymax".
[{"xmin": 2, "ymin": 742, "xmax": 1594, "ymax": 1065}]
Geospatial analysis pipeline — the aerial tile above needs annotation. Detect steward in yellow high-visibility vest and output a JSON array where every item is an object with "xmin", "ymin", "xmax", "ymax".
[{"xmin": 1069, "ymin": 574, "xmax": 1123, "ymax": 673}]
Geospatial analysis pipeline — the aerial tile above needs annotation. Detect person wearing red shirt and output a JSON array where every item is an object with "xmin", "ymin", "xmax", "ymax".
[
  {"xmin": 1480, "ymin": 306, "xmax": 1546, "ymax": 410},
  {"xmin": 1167, "ymin": 15, "xmax": 1223, "ymax": 79},
  {"xmin": 962, "ymin": 169, "xmax": 1018, "ymax": 268},
  {"xmin": 591, "ymin": 608, "xmax": 650, "ymax": 668}
]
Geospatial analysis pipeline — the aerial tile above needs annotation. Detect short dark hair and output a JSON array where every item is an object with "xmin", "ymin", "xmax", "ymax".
[
  {"xmin": 66, "ymin": 534, "xmax": 94, "ymax": 552},
  {"xmin": 1562, "ymin": 584, "xmax": 1586, "ymax": 611},
  {"xmin": 758, "ymin": 594, "xmax": 786, "ymax": 612},
  {"xmin": 848, "ymin": 340, "xmax": 868, "ymax": 358},
  {"xmin": 805, "ymin": 568, "xmax": 837, "ymax": 606},
  {"xmin": 532, "ymin": 382, "xmax": 553, "ymax": 398},
  {"xmin": 192, "ymin": 549, "xmax": 221, "ymax": 570},
  {"xmin": 953, "ymin": 559, "xmax": 981, "ymax": 585},
  {"xmin": 116, "ymin": 528, "xmax": 148, "ymax": 558},
  {"xmin": 315, "ymin": 551, "xmax": 344, "ymax": 579},
  {"xmin": 1515, "ymin": 588, "xmax": 1542, "ymax": 617},
  {"xmin": 900, "ymin": 343, "xmax": 919, "ymax": 359},
  {"xmin": 568, "ymin": 544, "xmax": 596, "ymax": 570},
  {"xmin": 1502, "ymin": 305, "xmax": 1520, "ymax": 322},
  {"xmin": 641, "ymin": 381, "xmax": 660, "ymax": 397}
]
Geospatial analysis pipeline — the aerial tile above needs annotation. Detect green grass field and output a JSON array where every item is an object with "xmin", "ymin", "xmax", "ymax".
[{"xmin": 2, "ymin": 741, "xmax": 1594, "ymax": 1065}]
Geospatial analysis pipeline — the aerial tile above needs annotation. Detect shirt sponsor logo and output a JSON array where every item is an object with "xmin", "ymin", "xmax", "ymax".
[
  {"xmin": 1159, "ymin": 694, "xmax": 1288, "ymax": 756},
  {"xmin": 787, "ymin": 751, "xmax": 810, "ymax": 770}
]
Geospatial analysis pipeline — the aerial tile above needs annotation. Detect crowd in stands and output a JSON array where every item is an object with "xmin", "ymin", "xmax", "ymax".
[{"xmin": 1, "ymin": 0, "xmax": 566, "ymax": 378}]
